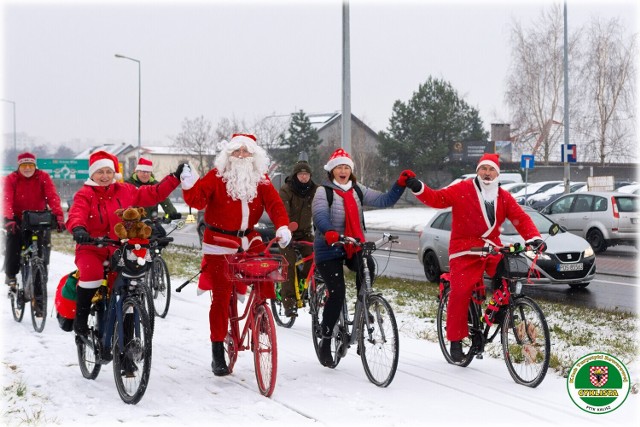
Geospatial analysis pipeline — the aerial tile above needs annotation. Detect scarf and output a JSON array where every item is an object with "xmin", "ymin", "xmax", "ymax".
[{"xmin": 334, "ymin": 188, "xmax": 365, "ymax": 259}]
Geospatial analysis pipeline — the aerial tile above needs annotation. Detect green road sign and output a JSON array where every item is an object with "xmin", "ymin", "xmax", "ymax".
[{"xmin": 37, "ymin": 158, "xmax": 89, "ymax": 180}]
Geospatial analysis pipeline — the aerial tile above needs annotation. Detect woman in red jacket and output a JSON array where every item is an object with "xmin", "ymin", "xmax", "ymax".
[{"xmin": 66, "ymin": 150, "xmax": 184, "ymax": 336}]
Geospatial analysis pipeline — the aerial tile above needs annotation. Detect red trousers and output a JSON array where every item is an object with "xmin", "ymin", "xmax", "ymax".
[{"xmin": 446, "ymin": 254, "xmax": 500, "ymax": 342}]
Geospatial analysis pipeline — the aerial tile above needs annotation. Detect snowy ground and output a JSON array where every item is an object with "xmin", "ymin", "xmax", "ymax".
[{"xmin": 2, "ymin": 249, "xmax": 638, "ymax": 427}]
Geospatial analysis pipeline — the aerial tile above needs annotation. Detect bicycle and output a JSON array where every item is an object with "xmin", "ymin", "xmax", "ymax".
[
  {"xmin": 436, "ymin": 238, "xmax": 553, "ymax": 388},
  {"xmin": 271, "ymin": 240, "xmax": 315, "ymax": 328},
  {"xmin": 75, "ymin": 236, "xmax": 155, "ymax": 404},
  {"xmin": 8, "ymin": 210, "xmax": 56, "ymax": 333},
  {"xmin": 309, "ymin": 233, "xmax": 400, "ymax": 387},
  {"xmin": 176, "ymin": 234, "xmax": 287, "ymax": 397}
]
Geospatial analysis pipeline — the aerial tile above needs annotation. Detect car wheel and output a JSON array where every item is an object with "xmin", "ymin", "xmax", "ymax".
[
  {"xmin": 569, "ymin": 283, "xmax": 590, "ymax": 289},
  {"xmin": 423, "ymin": 251, "xmax": 441, "ymax": 283},
  {"xmin": 586, "ymin": 228, "xmax": 607, "ymax": 253}
]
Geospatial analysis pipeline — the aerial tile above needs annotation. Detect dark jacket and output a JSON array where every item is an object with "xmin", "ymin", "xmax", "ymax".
[
  {"xmin": 125, "ymin": 172, "xmax": 178, "ymax": 219},
  {"xmin": 279, "ymin": 175, "xmax": 318, "ymax": 240}
]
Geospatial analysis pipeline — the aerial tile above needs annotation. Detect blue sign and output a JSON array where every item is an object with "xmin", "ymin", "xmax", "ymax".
[
  {"xmin": 562, "ymin": 144, "xmax": 577, "ymax": 163},
  {"xmin": 520, "ymin": 154, "xmax": 535, "ymax": 169}
]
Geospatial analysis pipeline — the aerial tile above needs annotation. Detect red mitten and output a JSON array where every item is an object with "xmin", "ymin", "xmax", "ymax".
[
  {"xmin": 325, "ymin": 230, "xmax": 340, "ymax": 246},
  {"xmin": 397, "ymin": 170, "xmax": 416, "ymax": 187}
]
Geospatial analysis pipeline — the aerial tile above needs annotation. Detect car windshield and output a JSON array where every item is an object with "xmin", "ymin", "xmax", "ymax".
[{"xmin": 501, "ymin": 210, "xmax": 553, "ymax": 235}]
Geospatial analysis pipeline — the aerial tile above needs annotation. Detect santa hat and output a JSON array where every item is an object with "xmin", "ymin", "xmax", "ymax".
[
  {"xmin": 17, "ymin": 152, "xmax": 36, "ymax": 165},
  {"xmin": 135, "ymin": 157, "xmax": 153, "ymax": 172},
  {"xmin": 225, "ymin": 133, "xmax": 258, "ymax": 154},
  {"xmin": 476, "ymin": 153, "xmax": 500, "ymax": 175},
  {"xmin": 88, "ymin": 150, "xmax": 120, "ymax": 177},
  {"xmin": 324, "ymin": 148, "xmax": 354, "ymax": 172}
]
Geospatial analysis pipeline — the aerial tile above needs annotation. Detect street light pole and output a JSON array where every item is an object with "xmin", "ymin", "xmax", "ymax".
[
  {"xmin": 115, "ymin": 54, "xmax": 141, "ymax": 160},
  {"xmin": 1, "ymin": 98, "xmax": 16, "ymax": 153}
]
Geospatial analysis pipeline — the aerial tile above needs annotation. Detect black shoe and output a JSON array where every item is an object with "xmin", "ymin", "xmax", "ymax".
[
  {"xmin": 283, "ymin": 298, "xmax": 297, "ymax": 317},
  {"xmin": 450, "ymin": 340, "xmax": 464, "ymax": 363},
  {"xmin": 120, "ymin": 354, "xmax": 138, "ymax": 378},
  {"xmin": 284, "ymin": 306, "xmax": 297, "ymax": 318},
  {"xmin": 319, "ymin": 337, "xmax": 333, "ymax": 367},
  {"xmin": 211, "ymin": 342, "xmax": 230, "ymax": 376}
]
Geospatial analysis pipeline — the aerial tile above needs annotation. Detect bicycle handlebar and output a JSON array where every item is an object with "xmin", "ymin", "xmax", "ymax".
[
  {"xmin": 331, "ymin": 232, "xmax": 399, "ymax": 250},
  {"xmin": 469, "ymin": 242, "xmax": 544, "ymax": 256}
]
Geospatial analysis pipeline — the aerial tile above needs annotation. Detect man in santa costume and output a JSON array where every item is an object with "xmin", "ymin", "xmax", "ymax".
[
  {"xmin": 403, "ymin": 153, "xmax": 546, "ymax": 362},
  {"xmin": 180, "ymin": 133, "xmax": 291, "ymax": 376}
]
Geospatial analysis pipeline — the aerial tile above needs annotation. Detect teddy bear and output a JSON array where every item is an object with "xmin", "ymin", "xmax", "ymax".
[{"xmin": 114, "ymin": 207, "xmax": 152, "ymax": 240}]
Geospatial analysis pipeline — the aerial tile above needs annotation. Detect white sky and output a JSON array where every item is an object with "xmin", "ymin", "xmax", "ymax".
[{"xmin": 1, "ymin": 0, "xmax": 638, "ymax": 151}]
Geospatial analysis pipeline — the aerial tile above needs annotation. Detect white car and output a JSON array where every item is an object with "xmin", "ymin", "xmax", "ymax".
[{"xmin": 512, "ymin": 181, "xmax": 563, "ymax": 205}]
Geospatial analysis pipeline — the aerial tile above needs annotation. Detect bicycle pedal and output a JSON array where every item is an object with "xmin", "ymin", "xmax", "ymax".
[{"xmin": 475, "ymin": 354, "xmax": 484, "ymax": 360}]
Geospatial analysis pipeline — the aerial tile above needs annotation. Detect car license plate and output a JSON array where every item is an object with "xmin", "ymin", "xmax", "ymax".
[{"xmin": 557, "ymin": 263, "xmax": 584, "ymax": 272}]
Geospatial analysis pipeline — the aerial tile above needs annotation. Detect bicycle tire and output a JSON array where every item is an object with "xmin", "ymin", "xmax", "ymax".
[
  {"xmin": 10, "ymin": 285, "xmax": 25, "ymax": 323},
  {"xmin": 436, "ymin": 288, "xmax": 478, "ymax": 367},
  {"xmin": 30, "ymin": 260, "xmax": 47, "ymax": 332},
  {"xmin": 77, "ymin": 300, "xmax": 104, "ymax": 380},
  {"xmin": 310, "ymin": 277, "xmax": 335, "ymax": 366},
  {"xmin": 150, "ymin": 256, "xmax": 171, "ymax": 318},
  {"xmin": 141, "ymin": 280, "xmax": 156, "ymax": 336},
  {"xmin": 252, "ymin": 304, "xmax": 278, "ymax": 397},
  {"xmin": 270, "ymin": 282, "xmax": 295, "ymax": 328},
  {"xmin": 501, "ymin": 296, "xmax": 550, "ymax": 388},
  {"xmin": 112, "ymin": 297, "xmax": 152, "ymax": 405},
  {"xmin": 359, "ymin": 294, "xmax": 399, "ymax": 387}
]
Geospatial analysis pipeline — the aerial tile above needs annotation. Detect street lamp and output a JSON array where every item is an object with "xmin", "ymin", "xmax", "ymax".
[
  {"xmin": 1, "ymin": 98, "xmax": 16, "ymax": 153},
  {"xmin": 115, "ymin": 54, "xmax": 141, "ymax": 160}
]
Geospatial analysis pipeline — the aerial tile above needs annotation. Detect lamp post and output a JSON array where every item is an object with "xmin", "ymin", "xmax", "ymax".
[
  {"xmin": 114, "ymin": 54, "xmax": 141, "ymax": 160},
  {"xmin": 1, "ymin": 98, "xmax": 16, "ymax": 153}
]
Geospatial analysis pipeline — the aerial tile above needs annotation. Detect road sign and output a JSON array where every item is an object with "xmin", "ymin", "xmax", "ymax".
[
  {"xmin": 520, "ymin": 154, "xmax": 535, "ymax": 169},
  {"xmin": 37, "ymin": 158, "xmax": 89, "ymax": 180},
  {"xmin": 561, "ymin": 144, "xmax": 577, "ymax": 163}
]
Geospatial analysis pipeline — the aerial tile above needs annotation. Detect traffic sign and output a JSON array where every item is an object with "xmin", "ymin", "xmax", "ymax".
[
  {"xmin": 36, "ymin": 158, "xmax": 89, "ymax": 179},
  {"xmin": 520, "ymin": 154, "xmax": 535, "ymax": 169},
  {"xmin": 561, "ymin": 144, "xmax": 577, "ymax": 163}
]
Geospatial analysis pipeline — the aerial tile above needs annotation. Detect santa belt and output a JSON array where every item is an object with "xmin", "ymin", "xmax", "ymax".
[{"xmin": 205, "ymin": 223, "xmax": 253, "ymax": 238}]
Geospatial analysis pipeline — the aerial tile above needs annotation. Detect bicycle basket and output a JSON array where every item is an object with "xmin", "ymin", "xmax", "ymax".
[
  {"xmin": 504, "ymin": 255, "xmax": 531, "ymax": 278},
  {"xmin": 112, "ymin": 244, "xmax": 152, "ymax": 276},
  {"xmin": 225, "ymin": 253, "xmax": 288, "ymax": 283},
  {"xmin": 22, "ymin": 210, "xmax": 54, "ymax": 230}
]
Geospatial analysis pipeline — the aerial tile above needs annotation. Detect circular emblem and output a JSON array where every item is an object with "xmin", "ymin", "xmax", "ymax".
[{"xmin": 567, "ymin": 352, "xmax": 631, "ymax": 414}]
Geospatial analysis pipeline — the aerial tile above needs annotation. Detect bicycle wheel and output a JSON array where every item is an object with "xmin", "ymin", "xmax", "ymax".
[
  {"xmin": 77, "ymin": 300, "xmax": 103, "ymax": 380},
  {"xmin": 310, "ymin": 277, "xmax": 339, "ymax": 366},
  {"xmin": 10, "ymin": 284, "xmax": 25, "ymax": 323},
  {"xmin": 30, "ymin": 260, "xmax": 47, "ymax": 332},
  {"xmin": 252, "ymin": 303, "xmax": 278, "ymax": 397},
  {"xmin": 150, "ymin": 256, "xmax": 171, "ymax": 318},
  {"xmin": 113, "ymin": 297, "xmax": 152, "ymax": 405},
  {"xmin": 358, "ymin": 294, "xmax": 399, "ymax": 387},
  {"xmin": 501, "ymin": 296, "xmax": 550, "ymax": 388},
  {"xmin": 436, "ymin": 288, "xmax": 478, "ymax": 367},
  {"xmin": 270, "ymin": 282, "xmax": 295, "ymax": 328},
  {"xmin": 140, "ymin": 280, "xmax": 156, "ymax": 336}
]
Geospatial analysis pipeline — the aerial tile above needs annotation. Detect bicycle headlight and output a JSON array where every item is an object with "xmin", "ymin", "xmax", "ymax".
[
  {"xmin": 583, "ymin": 246, "xmax": 595, "ymax": 258},
  {"xmin": 512, "ymin": 280, "xmax": 523, "ymax": 294}
]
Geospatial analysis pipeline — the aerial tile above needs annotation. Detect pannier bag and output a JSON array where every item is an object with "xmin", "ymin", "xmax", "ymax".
[
  {"xmin": 22, "ymin": 210, "xmax": 54, "ymax": 231},
  {"xmin": 55, "ymin": 270, "xmax": 79, "ymax": 332}
]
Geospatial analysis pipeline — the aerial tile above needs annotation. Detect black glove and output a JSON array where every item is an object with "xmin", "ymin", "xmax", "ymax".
[
  {"xmin": 4, "ymin": 218, "xmax": 19, "ymax": 234},
  {"xmin": 527, "ymin": 239, "xmax": 547, "ymax": 253},
  {"xmin": 56, "ymin": 215, "xmax": 65, "ymax": 233},
  {"xmin": 72, "ymin": 227, "xmax": 91, "ymax": 244},
  {"xmin": 172, "ymin": 163, "xmax": 186, "ymax": 179},
  {"xmin": 405, "ymin": 177, "xmax": 423, "ymax": 193},
  {"xmin": 169, "ymin": 212, "xmax": 182, "ymax": 220}
]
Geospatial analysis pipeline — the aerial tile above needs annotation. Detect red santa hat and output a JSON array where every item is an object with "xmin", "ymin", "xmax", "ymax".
[
  {"xmin": 324, "ymin": 148, "xmax": 354, "ymax": 172},
  {"xmin": 135, "ymin": 157, "xmax": 153, "ymax": 172},
  {"xmin": 17, "ymin": 152, "xmax": 37, "ymax": 165},
  {"xmin": 476, "ymin": 153, "xmax": 500, "ymax": 175},
  {"xmin": 88, "ymin": 150, "xmax": 120, "ymax": 177},
  {"xmin": 226, "ymin": 133, "xmax": 258, "ymax": 153}
]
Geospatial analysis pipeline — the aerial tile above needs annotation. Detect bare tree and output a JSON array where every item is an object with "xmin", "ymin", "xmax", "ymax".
[
  {"xmin": 574, "ymin": 18, "xmax": 636, "ymax": 164},
  {"xmin": 251, "ymin": 114, "xmax": 288, "ymax": 156},
  {"xmin": 505, "ymin": 4, "xmax": 577, "ymax": 164},
  {"xmin": 171, "ymin": 116, "xmax": 217, "ymax": 176}
]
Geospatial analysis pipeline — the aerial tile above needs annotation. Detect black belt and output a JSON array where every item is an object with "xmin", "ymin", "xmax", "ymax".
[{"xmin": 205, "ymin": 223, "xmax": 253, "ymax": 238}]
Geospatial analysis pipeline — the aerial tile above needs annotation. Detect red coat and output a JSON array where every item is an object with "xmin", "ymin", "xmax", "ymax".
[
  {"xmin": 183, "ymin": 169, "xmax": 289, "ymax": 251},
  {"xmin": 415, "ymin": 178, "xmax": 540, "ymax": 258},
  {"xmin": 3, "ymin": 169, "xmax": 63, "ymax": 221},
  {"xmin": 66, "ymin": 176, "xmax": 179, "ymax": 239}
]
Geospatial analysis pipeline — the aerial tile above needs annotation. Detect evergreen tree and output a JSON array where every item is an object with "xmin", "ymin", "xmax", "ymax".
[
  {"xmin": 274, "ymin": 110, "xmax": 322, "ymax": 175},
  {"xmin": 379, "ymin": 76, "xmax": 488, "ymax": 179}
]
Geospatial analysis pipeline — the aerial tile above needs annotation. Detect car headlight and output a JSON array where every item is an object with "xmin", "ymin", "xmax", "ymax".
[
  {"xmin": 524, "ymin": 250, "xmax": 551, "ymax": 261},
  {"xmin": 583, "ymin": 245, "xmax": 595, "ymax": 258}
]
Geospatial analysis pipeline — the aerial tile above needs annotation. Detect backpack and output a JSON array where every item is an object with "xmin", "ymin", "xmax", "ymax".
[{"xmin": 323, "ymin": 185, "xmax": 366, "ymax": 232}]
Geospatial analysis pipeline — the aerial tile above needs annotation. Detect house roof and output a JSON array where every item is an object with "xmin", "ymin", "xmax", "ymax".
[{"xmin": 74, "ymin": 143, "xmax": 135, "ymax": 159}]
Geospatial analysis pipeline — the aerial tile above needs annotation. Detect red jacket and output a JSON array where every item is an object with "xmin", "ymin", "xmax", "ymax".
[
  {"xmin": 66, "ymin": 176, "xmax": 179, "ymax": 239},
  {"xmin": 183, "ymin": 170, "xmax": 289, "ymax": 250},
  {"xmin": 3, "ymin": 169, "xmax": 63, "ymax": 221},
  {"xmin": 415, "ymin": 178, "xmax": 540, "ymax": 259}
]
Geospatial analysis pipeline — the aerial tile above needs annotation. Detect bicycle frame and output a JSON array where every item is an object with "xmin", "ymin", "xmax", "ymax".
[{"xmin": 226, "ymin": 281, "xmax": 266, "ymax": 370}]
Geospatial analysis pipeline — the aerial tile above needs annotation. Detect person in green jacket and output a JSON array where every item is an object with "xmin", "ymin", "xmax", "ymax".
[{"xmin": 126, "ymin": 157, "xmax": 181, "ymax": 223}]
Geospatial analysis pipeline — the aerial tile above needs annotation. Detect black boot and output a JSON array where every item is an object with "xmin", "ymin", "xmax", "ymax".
[
  {"xmin": 318, "ymin": 324, "xmax": 334, "ymax": 367},
  {"xmin": 450, "ymin": 340, "xmax": 464, "ymax": 363},
  {"xmin": 211, "ymin": 342, "xmax": 230, "ymax": 376},
  {"xmin": 74, "ymin": 287, "xmax": 95, "ymax": 336}
]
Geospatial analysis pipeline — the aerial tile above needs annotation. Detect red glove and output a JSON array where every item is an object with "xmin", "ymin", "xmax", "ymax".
[
  {"xmin": 325, "ymin": 230, "xmax": 340, "ymax": 246},
  {"xmin": 397, "ymin": 170, "xmax": 416, "ymax": 187}
]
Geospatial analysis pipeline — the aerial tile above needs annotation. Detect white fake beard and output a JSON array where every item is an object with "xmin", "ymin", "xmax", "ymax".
[
  {"xmin": 480, "ymin": 178, "xmax": 499, "ymax": 203},
  {"xmin": 223, "ymin": 157, "xmax": 261, "ymax": 202}
]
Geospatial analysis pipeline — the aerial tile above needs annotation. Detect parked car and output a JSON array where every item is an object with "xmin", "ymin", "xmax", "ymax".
[
  {"xmin": 197, "ymin": 210, "xmax": 275, "ymax": 246},
  {"xmin": 512, "ymin": 181, "xmax": 563, "ymax": 205},
  {"xmin": 616, "ymin": 183, "xmax": 640, "ymax": 195},
  {"xmin": 526, "ymin": 182, "xmax": 587, "ymax": 211},
  {"xmin": 540, "ymin": 191, "xmax": 639, "ymax": 253},
  {"xmin": 447, "ymin": 172, "xmax": 523, "ymax": 187},
  {"xmin": 417, "ymin": 206, "xmax": 596, "ymax": 288},
  {"xmin": 501, "ymin": 182, "xmax": 529, "ymax": 194}
]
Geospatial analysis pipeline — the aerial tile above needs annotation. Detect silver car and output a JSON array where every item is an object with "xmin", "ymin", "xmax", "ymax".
[
  {"xmin": 540, "ymin": 191, "xmax": 639, "ymax": 253},
  {"xmin": 417, "ymin": 206, "xmax": 596, "ymax": 288}
]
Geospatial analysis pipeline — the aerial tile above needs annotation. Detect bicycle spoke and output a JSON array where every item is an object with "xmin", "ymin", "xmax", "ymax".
[
  {"xmin": 359, "ymin": 295, "xmax": 399, "ymax": 387},
  {"xmin": 252, "ymin": 305, "xmax": 277, "ymax": 397}
]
